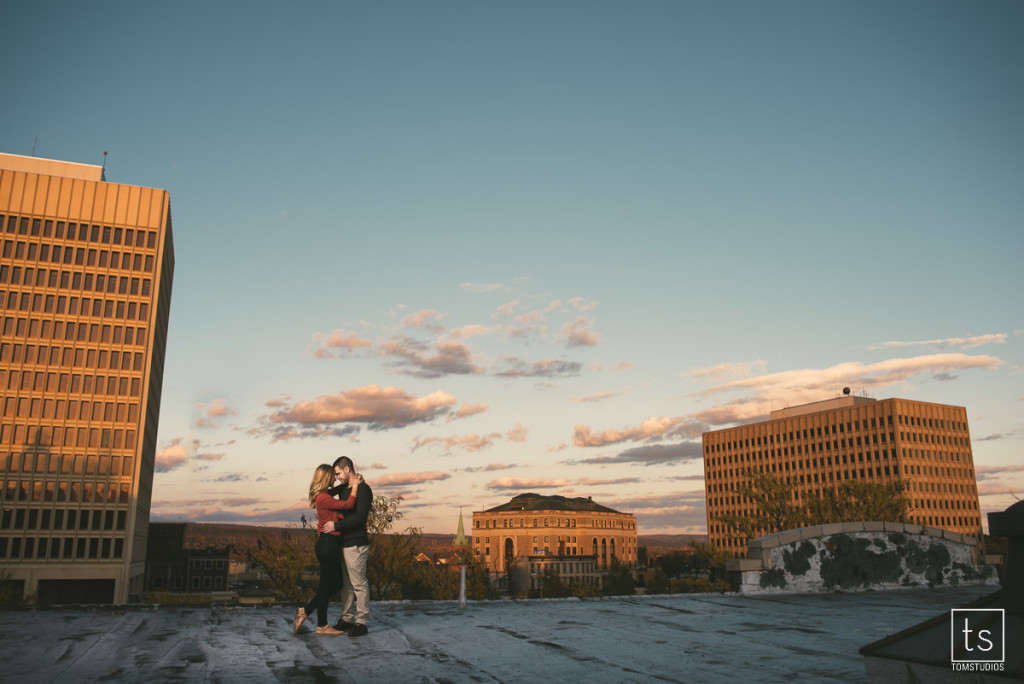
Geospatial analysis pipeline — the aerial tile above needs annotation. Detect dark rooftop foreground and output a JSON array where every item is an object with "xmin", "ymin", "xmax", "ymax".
[{"xmin": 0, "ymin": 585, "xmax": 995, "ymax": 683}]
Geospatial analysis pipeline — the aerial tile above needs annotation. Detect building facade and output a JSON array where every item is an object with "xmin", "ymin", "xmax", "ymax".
[
  {"xmin": 703, "ymin": 396, "xmax": 983, "ymax": 556},
  {"xmin": 0, "ymin": 153, "xmax": 174, "ymax": 603},
  {"xmin": 472, "ymin": 493, "xmax": 637, "ymax": 592},
  {"xmin": 144, "ymin": 523, "xmax": 229, "ymax": 594}
]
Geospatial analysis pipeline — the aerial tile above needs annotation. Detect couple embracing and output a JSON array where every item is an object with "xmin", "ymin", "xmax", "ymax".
[{"xmin": 294, "ymin": 456, "xmax": 372, "ymax": 637}]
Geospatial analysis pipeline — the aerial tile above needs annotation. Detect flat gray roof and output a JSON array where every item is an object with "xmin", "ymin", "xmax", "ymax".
[{"xmin": 0, "ymin": 585, "xmax": 993, "ymax": 683}]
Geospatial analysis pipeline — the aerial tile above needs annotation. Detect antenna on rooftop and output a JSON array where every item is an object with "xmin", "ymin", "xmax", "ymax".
[
  {"xmin": 32, "ymin": 136, "xmax": 37, "ymax": 156},
  {"xmin": 102, "ymin": 151, "xmax": 107, "ymax": 172}
]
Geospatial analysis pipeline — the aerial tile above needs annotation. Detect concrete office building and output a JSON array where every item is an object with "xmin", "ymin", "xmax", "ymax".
[
  {"xmin": 0, "ymin": 153, "xmax": 174, "ymax": 603},
  {"xmin": 703, "ymin": 395, "xmax": 983, "ymax": 556},
  {"xmin": 473, "ymin": 493, "xmax": 637, "ymax": 592}
]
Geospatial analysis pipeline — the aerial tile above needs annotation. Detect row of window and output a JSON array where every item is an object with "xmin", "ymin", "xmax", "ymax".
[
  {"xmin": 3, "ymin": 317, "xmax": 148, "ymax": 346},
  {"xmin": 3, "ymin": 452, "xmax": 135, "ymax": 477},
  {"xmin": 2, "ymin": 214, "xmax": 159, "ymax": 249},
  {"xmin": 0, "ymin": 264, "xmax": 155, "ymax": 298},
  {"xmin": 475, "ymin": 516, "xmax": 636, "ymax": 530},
  {"xmin": 148, "ymin": 575, "xmax": 225, "ymax": 591},
  {"xmin": 1, "ymin": 507, "xmax": 128, "ymax": 531},
  {"xmin": 5, "ymin": 396, "xmax": 141, "ymax": 421},
  {"xmin": 706, "ymin": 413, "xmax": 969, "ymax": 455},
  {"xmin": 1, "ymin": 289, "xmax": 151, "ymax": 322},
  {"xmin": 1, "ymin": 423, "xmax": 139, "ymax": 448},
  {"xmin": 4, "ymin": 372, "xmax": 144, "ymax": 402},
  {"xmin": 0, "ymin": 534, "xmax": 124, "ymax": 560},
  {"xmin": 2, "ymin": 480, "xmax": 133, "ymax": 504}
]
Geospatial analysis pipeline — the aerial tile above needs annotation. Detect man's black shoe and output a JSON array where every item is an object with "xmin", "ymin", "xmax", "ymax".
[
  {"xmin": 347, "ymin": 624, "xmax": 368, "ymax": 637},
  {"xmin": 333, "ymin": 620, "xmax": 357, "ymax": 632}
]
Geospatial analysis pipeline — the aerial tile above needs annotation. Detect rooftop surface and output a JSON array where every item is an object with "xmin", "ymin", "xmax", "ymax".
[{"xmin": 0, "ymin": 585, "xmax": 994, "ymax": 683}]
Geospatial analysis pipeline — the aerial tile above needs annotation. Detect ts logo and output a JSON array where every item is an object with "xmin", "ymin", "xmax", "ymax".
[{"xmin": 951, "ymin": 609, "xmax": 1005, "ymax": 664}]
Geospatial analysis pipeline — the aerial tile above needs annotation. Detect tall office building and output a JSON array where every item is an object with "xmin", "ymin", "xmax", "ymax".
[
  {"xmin": 703, "ymin": 395, "xmax": 982, "ymax": 556},
  {"xmin": 0, "ymin": 153, "xmax": 174, "ymax": 603}
]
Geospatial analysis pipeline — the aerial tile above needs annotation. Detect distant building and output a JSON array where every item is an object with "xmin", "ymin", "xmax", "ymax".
[
  {"xmin": 144, "ymin": 523, "xmax": 229, "ymax": 593},
  {"xmin": 702, "ymin": 396, "xmax": 983, "ymax": 556},
  {"xmin": 0, "ymin": 153, "xmax": 175, "ymax": 603},
  {"xmin": 452, "ymin": 508, "xmax": 469, "ymax": 557},
  {"xmin": 472, "ymin": 493, "xmax": 638, "ymax": 592}
]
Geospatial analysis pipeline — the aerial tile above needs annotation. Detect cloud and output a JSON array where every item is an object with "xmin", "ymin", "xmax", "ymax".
[
  {"xmin": 695, "ymin": 354, "xmax": 1003, "ymax": 416},
  {"xmin": 402, "ymin": 309, "xmax": 448, "ymax": 331},
  {"xmin": 155, "ymin": 438, "xmax": 189, "ymax": 472},
  {"xmin": 977, "ymin": 433, "xmax": 1013, "ymax": 442},
  {"xmin": 445, "ymin": 324, "xmax": 490, "ymax": 341},
  {"xmin": 412, "ymin": 432, "xmax": 503, "ymax": 453},
  {"xmin": 569, "ymin": 390, "xmax": 626, "ymax": 403},
  {"xmin": 323, "ymin": 329, "xmax": 372, "ymax": 351},
  {"xmin": 253, "ymin": 385, "xmax": 457, "ymax": 442},
  {"xmin": 449, "ymin": 402, "xmax": 489, "ymax": 421},
  {"xmin": 193, "ymin": 398, "xmax": 236, "ymax": 429},
  {"xmin": 372, "ymin": 471, "xmax": 451, "ymax": 487},
  {"xmin": 688, "ymin": 360, "xmax": 767, "ymax": 381},
  {"xmin": 975, "ymin": 465, "xmax": 1024, "ymax": 481},
  {"xmin": 460, "ymin": 277, "xmax": 529, "ymax": 294},
  {"xmin": 515, "ymin": 300, "xmax": 562, "ymax": 323},
  {"xmin": 463, "ymin": 463, "xmax": 514, "ymax": 472},
  {"xmin": 507, "ymin": 422, "xmax": 528, "ymax": 442},
  {"xmin": 590, "ymin": 361, "xmax": 634, "ymax": 373},
  {"xmin": 559, "ymin": 316, "xmax": 600, "ymax": 347},
  {"xmin": 379, "ymin": 336, "xmax": 485, "ymax": 378},
  {"xmin": 565, "ymin": 441, "xmax": 703, "ymax": 466},
  {"xmin": 868, "ymin": 334, "xmax": 1007, "ymax": 351},
  {"xmin": 572, "ymin": 416, "xmax": 704, "ymax": 448},
  {"xmin": 494, "ymin": 357, "xmax": 582, "ymax": 378},
  {"xmin": 486, "ymin": 477, "xmax": 640, "ymax": 490},
  {"xmin": 567, "ymin": 297, "xmax": 598, "ymax": 312},
  {"xmin": 195, "ymin": 450, "xmax": 225, "ymax": 462}
]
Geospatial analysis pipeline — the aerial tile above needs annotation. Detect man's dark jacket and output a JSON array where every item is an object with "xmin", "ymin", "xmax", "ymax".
[{"xmin": 327, "ymin": 480, "xmax": 372, "ymax": 547}]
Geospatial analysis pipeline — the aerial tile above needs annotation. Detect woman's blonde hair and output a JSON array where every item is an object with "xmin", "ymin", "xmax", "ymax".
[{"xmin": 308, "ymin": 464, "xmax": 334, "ymax": 508}]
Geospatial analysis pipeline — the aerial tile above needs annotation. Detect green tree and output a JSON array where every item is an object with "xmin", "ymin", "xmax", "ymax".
[
  {"xmin": 534, "ymin": 567, "xmax": 570, "ymax": 598},
  {"xmin": 239, "ymin": 530, "xmax": 312, "ymax": 602},
  {"xmin": 804, "ymin": 479, "xmax": 911, "ymax": 525},
  {"xmin": 601, "ymin": 558, "xmax": 636, "ymax": 596},
  {"xmin": 654, "ymin": 552, "xmax": 691, "ymax": 579},
  {"xmin": 713, "ymin": 470, "xmax": 805, "ymax": 541},
  {"xmin": 644, "ymin": 567, "xmax": 671, "ymax": 594},
  {"xmin": 687, "ymin": 540, "xmax": 730, "ymax": 577}
]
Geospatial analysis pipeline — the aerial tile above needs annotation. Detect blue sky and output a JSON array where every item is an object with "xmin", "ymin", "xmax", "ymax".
[{"xmin": 3, "ymin": 1, "xmax": 1022, "ymax": 535}]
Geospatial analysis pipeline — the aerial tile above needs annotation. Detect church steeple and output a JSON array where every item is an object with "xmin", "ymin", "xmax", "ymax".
[{"xmin": 453, "ymin": 507, "xmax": 468, "ymax": 549}]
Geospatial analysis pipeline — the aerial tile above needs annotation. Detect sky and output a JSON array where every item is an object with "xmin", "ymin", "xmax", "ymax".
[{"xmin": 2, "ymin": 1, "xmax": 1022, "ymax": 536}]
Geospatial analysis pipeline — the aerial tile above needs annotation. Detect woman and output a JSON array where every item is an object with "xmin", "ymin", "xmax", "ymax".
[{"xmin": 293, "ymin": 464, "xmax": 363, "ymax": 635}]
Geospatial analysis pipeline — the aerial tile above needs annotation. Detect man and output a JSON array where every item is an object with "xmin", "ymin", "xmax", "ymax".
[{"xmin": 325, "ymin": 455, "xmax": 372, "ymax": 637}]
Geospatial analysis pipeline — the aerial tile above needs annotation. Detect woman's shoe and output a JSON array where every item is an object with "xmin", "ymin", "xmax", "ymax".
[
  {"xmin": 316, "ymin": 625, "xmax": 344, "ymax": 636},
  {"xmin": 293, "ymin": 608, "xmax": 306, "ymax": 634}
]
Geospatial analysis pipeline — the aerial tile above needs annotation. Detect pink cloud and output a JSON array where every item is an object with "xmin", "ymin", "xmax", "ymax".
[
  {"xmin": 688, "ymin": 360, "xmax": 767, "ymax": 381},
  {"xmin": 449, "ymin": 402, "xmax": 489, "ymax": 421},
  {"xmin": 254, "ymin": 384, "xmax": 456, "ymax": 442},
  {"xmin": 868, "ymin": 334, "xmax": 1007, "ymax": 351},
  {"xmin": 559, "ymin": 316, "xmax": 600, "ymax": 347},
  {"xmin": 446, "ymin": 324, "xmax": 490, "ymax": 340},
  {"xmin": 569, "ymin": 390, "xmax": 626, "ymax": 403},
  {"xmin": 506, "ymin": 422, "xmax": 528, "ymax": 442},
  {"xmin": 373, "ymin": 471, "xmax": 451, "ymax": 487},
  {"xmin": 572, "ymin": 416, "xmax": 702, "ymax": 448},
  {"xmin": 590, "ymin": 361, "xmax": 634, "ymax": 373},
  {"xmin": 324, "ymin": 329, "xmax": 372, "ymax": 350},
  {"xmin": 380, "ymin": 337, "xmax": 485, "ymax": 378},
  {"xmin": 155, "ymin": 438, "xmax": 189, "ymax": 472},
  {"xmin": 402, "ymin": 309, "xmax": 447, "ymax": 331},
  {"xmin": 193, "ymin": 398, "xmax": 236, "ymax": 429},
  {"xmin": 486, "ymin": 476, "xmax": 639, "ymax": 490},
  {"xmin": 412, "ymin": 432, "xmax": 503, "ymax": 453}
]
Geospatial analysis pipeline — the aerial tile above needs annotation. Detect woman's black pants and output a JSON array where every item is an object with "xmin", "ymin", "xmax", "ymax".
[{"xmin": 304, "ymin": 533, "xmax": 344, "ymax": 627}]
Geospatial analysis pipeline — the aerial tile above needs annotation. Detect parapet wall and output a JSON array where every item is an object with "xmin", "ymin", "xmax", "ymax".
[{"xmin": 726, "ymin": 522, "xmax": 999, "ymax": 595}]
